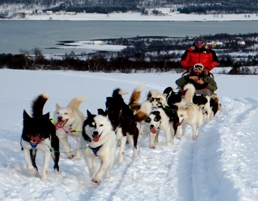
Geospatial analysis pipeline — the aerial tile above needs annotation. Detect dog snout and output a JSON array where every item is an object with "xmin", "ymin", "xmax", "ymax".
[
  {"xmin": 150, "ymin": 125, "xmax": 154, "ymax": 129},
  {"xmin": 93, "ymin": 131, "xmax": 98, "ymax": 136},
  {"xmin": 57, "ymin": 116, "xmax": 62, "ymax": 121}
]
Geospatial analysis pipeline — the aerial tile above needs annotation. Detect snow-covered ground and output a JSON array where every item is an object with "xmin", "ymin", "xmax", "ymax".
[{"xmin": 1, "ymin": 69, "xmax": 258, "ymax": 201}]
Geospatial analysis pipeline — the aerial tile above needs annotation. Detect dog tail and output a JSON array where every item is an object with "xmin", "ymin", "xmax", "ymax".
[
  {"xmin": 128, "ymin": 84, "xmax": 145, "ymax": 112},
  {"xmin": 184, "ymin": 83, "xmax": 195, "ymax": 104},
  {"xmin": 31, "ymin": 92, "xmax": 49, "ymax": 118},
  {"xmin": 67, "ymin": 97, "xmax": 87, "ymax": 109},
  {"xmin": 113, "ymin": 88, "xmax": 128, "ymax": 97},
  {"xmin": 129, "ymin": 84, "xmax": 145, "ymax": 104},
  {"xmin": 133, "ymin": 101, "xmax": 152, "ymax": 122},
  {"xmin": 211, "ymin": 94, "xmax": 219, "ymax": 103},
  {"xmin": 163, "ymin": 86, "xmax": 175, "ymax": 95},
  {"xmin": 210, "ymin": 94, "xmax": 221, "ymax": 116}
]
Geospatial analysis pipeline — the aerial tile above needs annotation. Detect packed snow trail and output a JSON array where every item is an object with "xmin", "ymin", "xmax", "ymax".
[{"xmin": 190, "ymin": 97, "xmax": 258, "ymax": 201}]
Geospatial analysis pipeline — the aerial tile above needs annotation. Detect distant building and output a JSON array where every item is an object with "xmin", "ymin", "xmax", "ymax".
[
  {"xmin": 236, "ymin": 37, "xmax": 246, "ymax": 46},
  {"xmin": 209, "ymin": 41, "xmax": 223, "ymax": 47},
  {"xmin": 46, "ymin": 11, "xmax": 53, "ymax": 15},
  {"xmin": 37, "ymin": 10, "xmax": 43, "ymax": 15}
]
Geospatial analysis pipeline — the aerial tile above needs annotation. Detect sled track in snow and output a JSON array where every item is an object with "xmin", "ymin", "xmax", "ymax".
[{"xmin": 189, "ymin": 97, "xmax": 258, "ymax": 201}]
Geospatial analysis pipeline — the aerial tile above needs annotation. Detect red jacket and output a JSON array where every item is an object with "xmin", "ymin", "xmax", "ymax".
[{"xmin": 180, "ymin": 44, "xmax": 218, "ymax": 72}]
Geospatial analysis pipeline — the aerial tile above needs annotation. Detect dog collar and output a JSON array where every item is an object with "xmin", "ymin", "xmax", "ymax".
[
  {"xmin": 50, "ymin": 118, "xmax": 55, "ymax": 124},
  {"xmin": 30, "ymin": 143, "xmax": 38, "ymax": 148},
  {"xmin": 89, "ymin": 145, "xmax": 103, "ymax": 156},
  {"xmin": 29, "ymin": 138, "xmax": 45, "ymax": 148}
]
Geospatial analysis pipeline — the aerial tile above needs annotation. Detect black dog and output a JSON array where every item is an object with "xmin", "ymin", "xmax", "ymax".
[
  {"xmin": 163, "ymin": 86, "xmax": 182, "ymax": 109},
  {"xmin": 21, "ymin": 92, "xmax": 60, "ymax": 180},
  {"xmin": 104, "ymin": 88, "xmax": 139, "ymax": 163}
]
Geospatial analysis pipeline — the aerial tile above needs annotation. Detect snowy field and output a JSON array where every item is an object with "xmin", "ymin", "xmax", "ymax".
[{"xmin": 1, "ymin": 69, "xmax": 258, "ymax": 201}]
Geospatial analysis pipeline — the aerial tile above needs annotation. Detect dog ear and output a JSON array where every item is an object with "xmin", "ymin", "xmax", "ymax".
[
  {"xmin": 43, "ymin": 112, "xmax": 50, "ymax": 119},
  {"xmin": 97, "ymin": 108, "xmax": 107, "ymax": 116},
  {"xmin": 87, "ymin": 110, "xmax": 92, "ymax": 117},
  {"xmin": 163, "ymin": 86, "xmax": 172, "ymax": 95},
  {"xmin": 153, "ymin": 111, "xmax": 160, "ymax": 116},
  {"xmin": 147, "ymin": 91, "xmax": 152, "ymax": 100},
  {"xmin": 23, "ymin": 110, "xmax": 31, "ymax": 119},
  {"xmin": 56, "ymin": 103, "xmax": 61, "ymax": 109}
]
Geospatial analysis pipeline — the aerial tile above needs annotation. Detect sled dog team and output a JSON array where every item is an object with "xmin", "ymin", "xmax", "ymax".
[{"xmin": 21, "ymin": 83, "xmax": 220, "ymax": 182}]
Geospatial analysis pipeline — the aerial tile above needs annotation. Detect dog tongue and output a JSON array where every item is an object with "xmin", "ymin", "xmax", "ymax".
[
  {"xmin": 93, "ymin": 136, "xmax": 100, "ymax": 142},
  {"xmin": 150, "ymin": 127, "xmax": 157, "ymax": 134},
  {"xmin": 178, "ymin": 119, "xmax": 184, "ymax": 126},
  {"xmin": 55, "ymin": 120, "xmax": 68, "ymax": 128}
]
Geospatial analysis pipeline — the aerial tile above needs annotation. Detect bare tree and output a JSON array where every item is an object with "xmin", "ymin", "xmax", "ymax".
[
  {"xmin": 19, "ymin": 49, "xmax": 30, "ymax": 69},
  {"xmin": 31, "ymin": 47, "xmax": 44, "ymax": 68}
]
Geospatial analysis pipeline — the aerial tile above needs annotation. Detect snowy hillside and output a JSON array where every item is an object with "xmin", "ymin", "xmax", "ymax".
[{"xmin": 0, "ymin": 69, "xmax": 258, "ymax": 201}]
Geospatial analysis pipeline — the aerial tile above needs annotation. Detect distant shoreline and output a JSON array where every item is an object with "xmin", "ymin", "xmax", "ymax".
[{"xmin": 3, "ymin": 12, "xmax": 258, "ymax": 22}]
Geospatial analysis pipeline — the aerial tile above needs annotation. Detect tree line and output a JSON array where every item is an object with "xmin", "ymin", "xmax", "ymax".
[
  {"xmin": 1, "ymin": 33, "xmax": 258, "ymax": 75},
  {"xmin": 2, "ymin": 0, "xmax": 258, "ymax": 14}
]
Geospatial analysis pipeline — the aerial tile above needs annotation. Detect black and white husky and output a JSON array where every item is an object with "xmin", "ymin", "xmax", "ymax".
[
  {"xmin": 193, "ymin": 94, "xmax": 221, "ymax": 123},
  {"xmin": 145, "ymin": 104, "xmax": 180, "ymax": 149},
  {"xmin": 104, "ymin": 88, "xmax": 140, "ymax": 163},
  {"xmin": 21, "ymin": 92, "xmax": 60, "ymax": 180},
  {"xmin": 81, "ymin": 110, "xmax": 116, "ymax": 184}
]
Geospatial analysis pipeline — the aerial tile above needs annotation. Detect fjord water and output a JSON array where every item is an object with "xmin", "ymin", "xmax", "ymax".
[{"xmin": 1, "ymin": 20, "xmax": 258, "ymax": 54}]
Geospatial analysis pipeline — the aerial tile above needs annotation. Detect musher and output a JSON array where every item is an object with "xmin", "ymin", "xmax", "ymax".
[
  {"xmin": 180, "ymin": 36, "xmax": 218, "ymax": 72},
  {"xmin": 175, "ymin": 63, "xmax": 217, "ymax": 96}
]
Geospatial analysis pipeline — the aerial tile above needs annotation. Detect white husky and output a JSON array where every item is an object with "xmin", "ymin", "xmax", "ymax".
[
  {"xmin": 53, "ymin": 97, "xmax": 86, "ymax": 159},
  {"xmin": 81, "ymin": 110, "xmax": 116, "ymax": 183},
  {"xmin": 177, "ymin": 84, "xmax": 203, "ymax": 140}
]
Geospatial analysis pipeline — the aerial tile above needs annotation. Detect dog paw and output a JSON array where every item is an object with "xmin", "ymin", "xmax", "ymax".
[
  {"xmin": 41, "ymin": 170, "xmax": 49, "ymax": 181},
  {"xmin": 133, "ymin": 152, "xmax": 139, "ymax": 157},
  {"xmin": 149, "ymin": 145, "xmax": 155, "ymax": 149},
  {"xmin": 175, "ymin": 134, "xmax": 181, "ymax": 140},
  {"xmin": 28, "ymin": 167, "xmax": 38, "ymax": 175},
  {"xmin": 92, "ymin": 178, "xmax": 101, "ymax": 184},
  {"xmin": 67, "ymin": 154, "xmax": 75, "ymax": 159},
  {"xmin": 167, "ymin": 142, "xmax": 172, "ymax": 147},
  {"xmin": 41, "ymin": 174, "xmax": 48, "ymax": 181},
  {"xmin": 192, "ymin": 135, "xmax": 198, "ymax": 140},
  {"xmin": 75, "ymin": 153, "xmax": 81, "ymax": 158}
]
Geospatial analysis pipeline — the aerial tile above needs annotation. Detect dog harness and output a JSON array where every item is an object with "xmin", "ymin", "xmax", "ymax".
[
  {"xmin": 20, "ymin": 135, "xmax": 45, "ymax": 150},
  {"xmin": 55, "ymin": 124, "xmax": 81, "ymax": 142},
  {"xmin": 89, "ymin": 145, "xmax": 103, "ymax": 156}
]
